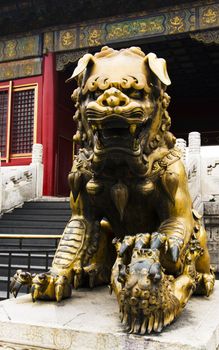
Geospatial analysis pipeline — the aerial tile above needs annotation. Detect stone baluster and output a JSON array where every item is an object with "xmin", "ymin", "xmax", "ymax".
[
  {"xmin": 176, "ymin": 138, "xmax": 187, "ymax": 165},
  {"xmin": 188, "ymin": 131, "xmax": 201, "ymax": 154},
  {"xmin": 32, "ymin": 143, "xmax": 43, "ymax": 164},
  {"xmin": 31, "ymin": 144, "xmax": 44, "ymax": 198},
  {"xmin": 188, "ymin": 132, "xmax": 202, "ymax": 213}
]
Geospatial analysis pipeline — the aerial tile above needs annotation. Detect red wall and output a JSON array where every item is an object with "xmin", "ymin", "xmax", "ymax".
[
  {"xmin": 55, "ymin": 69, "xmax": 76, "ymax": 196},
  {"xmin": 41, "ymin": 53, "xmax": 56, "ymax": 195}
]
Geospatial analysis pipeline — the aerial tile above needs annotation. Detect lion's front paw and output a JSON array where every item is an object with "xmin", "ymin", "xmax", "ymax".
[{"xmin": 10, "ymin": 270, "xmax": 72, "ymax": 301}]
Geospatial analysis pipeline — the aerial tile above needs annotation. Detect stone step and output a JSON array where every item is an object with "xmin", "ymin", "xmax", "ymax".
[
  {"xmin": 0, "ymin": 220, "xmax": 66, "ymax": 228},
  {"xmin": 10, "ymin": 208, "xmax": 71, "ymax": 216},
  {"xmin": 0, "ymin": 227, "xmax": 63, "ymax": 234},
  {"xmin": 22, "ymin": 201, "xmax": 70, "ymax": 209},
  {"xmin": 1, "ymin": 214, "xmax": 70, "ymax": 222}
]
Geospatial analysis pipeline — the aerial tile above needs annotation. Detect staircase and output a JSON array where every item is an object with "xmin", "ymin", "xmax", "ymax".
[{"xmin": 0, "ymin": 199, "xmax": 71, "ymax": 299}]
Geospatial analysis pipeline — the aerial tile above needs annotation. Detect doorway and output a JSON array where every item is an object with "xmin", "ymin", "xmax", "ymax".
[{"xmin": 139, "ymin": 35, "xmax": 219, "ymax": 145}]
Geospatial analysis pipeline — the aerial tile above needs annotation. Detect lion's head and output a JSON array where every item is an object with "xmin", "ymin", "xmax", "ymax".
[{"xmin": 69, "ymin": 46, "xmax": 176, "ymax": 176}]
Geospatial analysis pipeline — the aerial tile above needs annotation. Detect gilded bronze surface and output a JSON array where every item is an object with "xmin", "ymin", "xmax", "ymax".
[{"xmin": 10, "ymin": 46, "xmax": 215, "ymax": 334}]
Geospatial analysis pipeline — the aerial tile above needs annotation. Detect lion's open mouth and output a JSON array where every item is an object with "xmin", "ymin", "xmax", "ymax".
[
  {"xmin": 101, "ymin": 127, "xmax": 130, "ymax": 139},
  {"xmin": 98, "ymin": 126, "xmax": 133, "ymax": 149},
  {"xmin": 94, "ymin": 116, "xmax": 137, "ymax": 150},
  {"xmin": 87, "ymin": 111, "xmax": 147, "ymax": 152}
]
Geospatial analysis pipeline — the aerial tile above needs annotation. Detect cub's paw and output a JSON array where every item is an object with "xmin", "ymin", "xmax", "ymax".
[{"xmin": 117, "ymin": 248, "xmax": 180, "ymax": 334}]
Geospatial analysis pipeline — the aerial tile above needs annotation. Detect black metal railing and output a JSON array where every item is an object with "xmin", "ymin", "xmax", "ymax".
[
  {"xmin": 0, "ymin": 234, "xmax": 61, "ymax": 249},
  {"xmin": 0, "ymin": 234, "xmax": 61, "ymax": 300}
]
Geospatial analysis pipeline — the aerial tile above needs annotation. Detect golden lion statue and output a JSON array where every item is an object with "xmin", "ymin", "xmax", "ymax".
[{"xmin": 10, "ymin": 46, "xmax": 215, "ymax": 334}]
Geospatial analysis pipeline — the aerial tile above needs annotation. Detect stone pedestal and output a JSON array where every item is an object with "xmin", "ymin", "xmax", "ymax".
[{"xmin": 0, "ymin": 283, "xmax": 219, "ymax": 350}]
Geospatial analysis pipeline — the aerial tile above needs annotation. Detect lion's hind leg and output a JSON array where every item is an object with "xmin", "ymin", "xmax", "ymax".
[{"xmin": 193, "ymin": 217, "xmax": 215, "ymax": 296}]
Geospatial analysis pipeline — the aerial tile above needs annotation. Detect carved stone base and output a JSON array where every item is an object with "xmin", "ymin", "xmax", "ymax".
[
  {"xmin": 204, "ymin": 201, "xmax": 219, "ymax": 272},
  {"xmin": 0, "ymin": 283, "xmax": 219, "ymax": 350}
]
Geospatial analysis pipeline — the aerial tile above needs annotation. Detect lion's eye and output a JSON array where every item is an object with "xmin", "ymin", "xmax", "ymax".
[{"xmin": 128, "ymin": 90, "xmax": 144, "ymax": 100}]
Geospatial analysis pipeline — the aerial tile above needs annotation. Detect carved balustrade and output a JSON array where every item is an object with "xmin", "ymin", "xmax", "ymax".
[
  {"xmin": 177, "ymin": 132, "xmax": 219, "ymax": 205},
  {"xmin": 177, "ymin": 132, "xmax": 219, "ymax": 272},
  {"xmin": 0, "ymin": 144, "xmax": 43, "ymax": 215}
]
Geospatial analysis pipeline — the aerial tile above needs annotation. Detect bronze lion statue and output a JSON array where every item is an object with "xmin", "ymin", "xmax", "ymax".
[{"xmin": 10, "ymin": 46, "xmax": 215, "ymax": 334}]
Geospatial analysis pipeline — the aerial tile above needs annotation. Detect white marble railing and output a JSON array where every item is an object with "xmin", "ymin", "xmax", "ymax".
[
  {"xmin": 176, "ymin": 132, "xmax": 219, "ymax": 214},
  {"xmin": 0, "ymin": 144, "xmax": 43, "ymax": 214},
  {"xmin": 187, "ymin": 132, "xmax": 202, "ymax": 214},
  {"xmin": 200, "ymin": 146, "xmax": 219, "ymax": 202}
]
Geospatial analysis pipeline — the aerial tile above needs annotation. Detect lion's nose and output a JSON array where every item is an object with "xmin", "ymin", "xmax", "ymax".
[
  {"xmin": 106, "ymin": 95, "xmax": 121, "ymax": 107},
  {"xmin": 97, "ymin": 87, "xmax": 129, "ymax": 107}
]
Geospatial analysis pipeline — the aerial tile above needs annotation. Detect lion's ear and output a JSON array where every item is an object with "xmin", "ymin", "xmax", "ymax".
[
  {"xmin": 66, "ymin": 54, "xmax": 96, "ymax": 82},
  {"xmin": 146, "ymin": 53, "xmax": 171, "ymax": 86}
]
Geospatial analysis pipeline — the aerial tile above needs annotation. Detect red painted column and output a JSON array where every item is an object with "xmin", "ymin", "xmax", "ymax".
[{"xmin": 42, "ymin": 52, "xmax": 56, "ymax": 195}]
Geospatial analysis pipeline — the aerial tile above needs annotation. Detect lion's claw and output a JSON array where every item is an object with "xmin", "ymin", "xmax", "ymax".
[
  {"xmin": 134, "ymin": 233, "xmax": 151, "ymax": 250},
  {"xmin": 10, "ymin": 270, "xmax": 72, "ymax": 301},
  {"xmin": 10, "ymin": 270, "xmax": 32, "ymax": 297},
  {"xmin": 31, "ymin": 273, "xmax": 50, "ymax": 301},
  {"xmin": 11, "ymin": 283, "xmax": 21, "ymax": 298},
  {"xmin": 118, "ymin": 236, "xmax": 135, "ymax": 257},
  {"xmin": 201, "ymin": 270, "xmax": 215, "ymax": 297},
  {"xmin": 10, "ymin": 281, "xmax": 22, "ymax": 298},
  {"xmin": 168, "ymin": 235, "xmax": 184, "ymax": 262},
  {"xmin": 150, "ymin": 232, "xmax": 166, "ymax": 250},
  {"xmin": 151, "ymin": 231, "xmax": 184, "ymax": 262},
  {"xmin": 170, "ymin": 244, "xmax": 180, "ymax": 262},
  {"xmin": 55, "ymin": 276, "xmax": 71, "ymax": 302}
]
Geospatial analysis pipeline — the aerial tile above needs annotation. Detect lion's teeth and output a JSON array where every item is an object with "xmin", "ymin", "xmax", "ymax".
[{"xmin": 129, "ymin": 124, "xmax": 136, "ymax": 135}]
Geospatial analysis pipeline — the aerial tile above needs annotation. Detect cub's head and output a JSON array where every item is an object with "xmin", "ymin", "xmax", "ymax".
[{"xmin": 69, "ymin": 46, "xmax": 176, "ymax": 173}]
